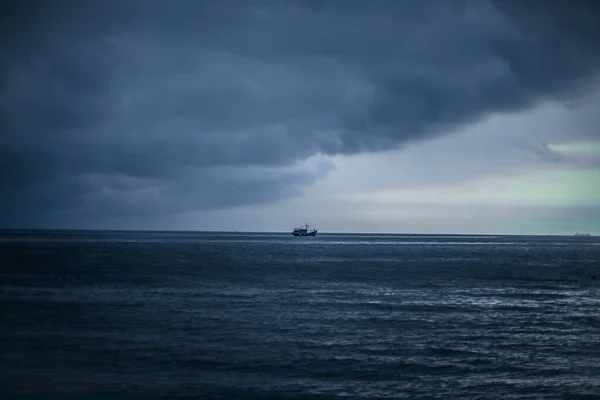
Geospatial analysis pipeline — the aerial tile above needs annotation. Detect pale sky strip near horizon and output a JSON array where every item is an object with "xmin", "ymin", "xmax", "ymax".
[{"xmin": 1, "ymin": 0, "xmax": 599, "ymax": 234}]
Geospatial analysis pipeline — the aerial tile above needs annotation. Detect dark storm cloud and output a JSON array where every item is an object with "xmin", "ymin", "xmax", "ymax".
[{"xmin": 1, "ymin": 0, "xmax": 600, "ymax": 226}]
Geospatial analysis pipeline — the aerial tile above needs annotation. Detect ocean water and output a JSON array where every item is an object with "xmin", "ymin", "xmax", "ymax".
[{"xmin": 1, "ymin": 231, "xmax": 599, "ymax": 399}]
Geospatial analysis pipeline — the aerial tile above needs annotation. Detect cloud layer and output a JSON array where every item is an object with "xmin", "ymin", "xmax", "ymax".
[{"xmin": 1, "ymin": 0, "xmax": 600, "ymax": 226}]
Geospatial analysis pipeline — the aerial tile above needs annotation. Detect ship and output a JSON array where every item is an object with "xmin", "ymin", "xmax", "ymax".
[
  {"xmin": 574, "ymin": 232, "xmax": 591, "ymax": 237},
  {"xmin": 292, "ymin": 223, "xmax": 318, "ymax": 236}
]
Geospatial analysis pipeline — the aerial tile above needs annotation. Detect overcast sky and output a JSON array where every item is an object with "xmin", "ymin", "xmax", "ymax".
[{"xmin": 1, "ymin": 0, "xmax": 599, "ymax": 234}]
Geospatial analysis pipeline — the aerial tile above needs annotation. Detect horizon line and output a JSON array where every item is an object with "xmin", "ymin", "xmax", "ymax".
[{"xmin": 0, "ymin": 228, "xmax": 595, "ymax": 237}]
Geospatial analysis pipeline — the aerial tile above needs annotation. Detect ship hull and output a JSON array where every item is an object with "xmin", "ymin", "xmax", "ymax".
[{"xmin": 292, "ymin": 230, "xmax": 317, "ymax": 236}]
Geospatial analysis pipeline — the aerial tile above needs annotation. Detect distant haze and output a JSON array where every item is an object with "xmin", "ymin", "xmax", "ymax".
[{"xmin": 1, "ymin": 0, "xmax": 599, "ymax": 234}]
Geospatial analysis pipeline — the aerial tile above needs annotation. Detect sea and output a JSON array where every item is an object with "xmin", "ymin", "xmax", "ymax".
[{"xmin": 1, "ymin": 230, "xmax": 599, "ymax": 399}]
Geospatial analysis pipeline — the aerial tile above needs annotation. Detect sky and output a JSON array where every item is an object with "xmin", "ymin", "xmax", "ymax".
[{"xmin": 1, "ymin": 0, "xmax": 599, "ymax": 234}]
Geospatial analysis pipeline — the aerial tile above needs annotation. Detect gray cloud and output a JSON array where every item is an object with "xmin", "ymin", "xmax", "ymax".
[{"xmin": 1, "ymin": 0, "xmax": 600, "ymax": 227}]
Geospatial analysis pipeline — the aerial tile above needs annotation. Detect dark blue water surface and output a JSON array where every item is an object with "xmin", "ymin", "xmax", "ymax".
[{"xmin": 1, "ymin": 231, "xmax": 599, "ymax": 399}]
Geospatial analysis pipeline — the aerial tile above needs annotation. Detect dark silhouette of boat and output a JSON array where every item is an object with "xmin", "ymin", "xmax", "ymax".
[{"xmin": 292, "ymin": 223, "xmax": 317, "ymax": 236}]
